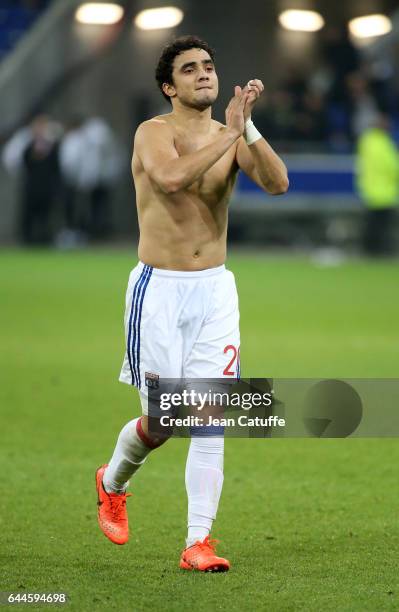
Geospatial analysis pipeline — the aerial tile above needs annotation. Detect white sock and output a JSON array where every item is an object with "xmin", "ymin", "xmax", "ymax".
[
  {"xmin": 103, "ymin": 418, "xmax": 153, "ymax": 493},
  {"xmin": 185, "ymin": 436, "xmax": 224, "ymax": 548}
]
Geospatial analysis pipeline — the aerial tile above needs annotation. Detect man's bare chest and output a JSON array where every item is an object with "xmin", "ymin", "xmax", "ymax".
[{"xmin": 174, "ymin": 135, "xmax": 237, "ymax": 199}]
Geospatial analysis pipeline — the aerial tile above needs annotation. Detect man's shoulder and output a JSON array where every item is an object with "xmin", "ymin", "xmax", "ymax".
[
  {"xmin": 138, "ymin": 114, "xmax": 172, "ymax": 130},
  {"xmin": 135, "ymin": 115, "xmax": 174, "ymax": 142}
]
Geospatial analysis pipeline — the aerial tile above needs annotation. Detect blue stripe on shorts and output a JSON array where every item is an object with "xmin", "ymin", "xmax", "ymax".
[
  {"xmin": 127, "ymin": 265, "xmax": 152, "ymax": 386},
  {"xmin": 135, "ymin": 266, "xmax": 153, "ymax": 388}
]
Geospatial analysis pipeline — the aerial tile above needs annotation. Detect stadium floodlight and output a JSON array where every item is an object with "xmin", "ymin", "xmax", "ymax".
[
  {"xmin": 134, "ymin": 6, "xmax": 184, "ymax": 30},
  {"xmin": 278, "ymin": 9, "xmax": 325, "ymax": 32},
  {"xmin": 348, "ymin": 14, "xmax": 392, "ymax": 39},
  {"xmin": 75, "ymin": 3, "xmax": 124, "ymax": 25}
]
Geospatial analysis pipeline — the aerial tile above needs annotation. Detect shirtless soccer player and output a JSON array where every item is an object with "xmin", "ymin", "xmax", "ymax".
[{"xmin": 95, "ymin": 35, "xmax": 288, "ymax": 572}]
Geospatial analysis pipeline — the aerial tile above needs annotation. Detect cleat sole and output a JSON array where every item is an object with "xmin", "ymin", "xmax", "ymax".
[{"xmin": 180, "ymin": 560, "xmax": 230, "ymax": 572}]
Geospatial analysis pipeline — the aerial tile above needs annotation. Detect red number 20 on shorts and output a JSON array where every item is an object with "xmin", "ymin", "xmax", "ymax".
[{"xmin": 223, "ymin": 345, "xmax": 240, "ymax": 376}]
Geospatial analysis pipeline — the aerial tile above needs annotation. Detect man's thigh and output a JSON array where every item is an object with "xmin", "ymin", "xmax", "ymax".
[{"xmin": 184, "ymin": 269, "xmax": 241, "ymax": 380}]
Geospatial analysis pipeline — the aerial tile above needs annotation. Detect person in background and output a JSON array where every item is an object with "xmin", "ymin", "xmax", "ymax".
[
  {"xmin": 55, "ymin": 114, "xmax": 88, "ymax": 248},
  {"xmin": 59, "ymin": 116, "xmax": 124, "ymax": 241},
  {"xmin": 346, "ymin": 73, "xmax": 380, "ymax": 139},
  {"xmin": 294, "ymin": 90, "xmax": 328, "ymax": 147},
  {"xmin": 57, "ymin": 115, "xmax": 84, "ymax": 233},
  {"xmin": 355, "ymin": 114, "xmax": 399, "ymax": 256},
  {"xmin": 2, "ymin": 114, "xmax": 62, "ymax": 245}
]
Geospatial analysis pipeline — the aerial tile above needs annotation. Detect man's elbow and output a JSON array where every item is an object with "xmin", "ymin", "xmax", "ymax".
[
  {"xmin": 267, "ymin": 176, "xmax": 289, "ymax": 195},
  {"xmin": 160, "ymin": 179, "xmax": 181, "ymax": 194},
  {"xmin": 157, "ymin": 173, "xmax": 183, "ymax": 194}
]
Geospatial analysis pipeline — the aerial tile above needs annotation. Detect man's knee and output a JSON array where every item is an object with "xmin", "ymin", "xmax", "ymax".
[{"xmin": 140, "ymin": 415, "xmax": 172, "ymax": 447}]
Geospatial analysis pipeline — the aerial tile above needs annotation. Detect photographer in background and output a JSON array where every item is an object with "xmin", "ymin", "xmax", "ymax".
[{"xmin": 355, "ymin": 114, "xmax": 399, "ymax": 256}]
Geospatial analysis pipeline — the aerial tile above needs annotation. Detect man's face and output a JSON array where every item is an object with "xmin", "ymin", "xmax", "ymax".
[{"xmin": 165, "ymin": 48, "xmax": 218, "ymax": 110}]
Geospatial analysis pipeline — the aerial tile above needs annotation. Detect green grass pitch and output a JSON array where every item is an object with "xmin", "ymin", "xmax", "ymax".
[{"xmin": 1, "ymin": 249, "xmax": 398, "ymax": 611}]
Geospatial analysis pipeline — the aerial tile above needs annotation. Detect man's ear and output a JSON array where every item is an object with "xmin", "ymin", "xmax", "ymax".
[{"xmin": 162, "ymin": 82, "xmax": 176, "ymax": 99}]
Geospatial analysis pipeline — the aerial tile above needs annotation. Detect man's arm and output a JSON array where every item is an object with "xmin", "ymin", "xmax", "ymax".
[
  {"xmin": 235, "ymin": 79, "xmax": 289, "ymax": 195},
  {"xmin": 236, "ymin": 136, "xmax": 289, "ymax": 195},
  {"xmin": 134, "ymin": 92, "xmax": 248, "ymax": 195},
  {"xmin": 135, "ymin": 121, "xmax": 237, "ymax": 194}
]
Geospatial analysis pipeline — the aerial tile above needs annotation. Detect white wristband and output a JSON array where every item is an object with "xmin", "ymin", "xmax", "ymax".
[{"xmin": 244, "ymin": 118, "xmax": 262, "ymax": 146}]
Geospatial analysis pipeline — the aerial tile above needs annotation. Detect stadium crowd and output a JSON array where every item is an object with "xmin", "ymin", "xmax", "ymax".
[{"xmin": 253, "ymin": 25, "xmax": 399, "ymax": 152}]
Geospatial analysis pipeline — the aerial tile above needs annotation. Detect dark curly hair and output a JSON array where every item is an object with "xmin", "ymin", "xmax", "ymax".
[{"xmin": 155, "ymin": 35, "xmax": 215, "ymax": 103}]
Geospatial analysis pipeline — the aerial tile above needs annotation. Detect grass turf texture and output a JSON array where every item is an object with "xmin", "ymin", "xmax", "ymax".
[{"xmin": 1, "ymin": 249, "xmax": 398, "ymax": 611}]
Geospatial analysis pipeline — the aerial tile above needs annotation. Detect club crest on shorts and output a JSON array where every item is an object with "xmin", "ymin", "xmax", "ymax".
[{"xmin": 145, "ymin": 371, "xmax": 159, "ymax": 389}]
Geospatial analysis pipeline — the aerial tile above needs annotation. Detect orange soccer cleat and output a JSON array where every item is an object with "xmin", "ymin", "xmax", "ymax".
[
  {"xmin": 95, "ymin": 464, "xmax": 131, "ymax": 545},
  {"xmin": 180, "ymin": 536, "xmax": 230, "ymax": 572}
]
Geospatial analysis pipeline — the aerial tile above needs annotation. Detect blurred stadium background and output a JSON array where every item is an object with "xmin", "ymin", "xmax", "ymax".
[
  {"xmin": 0, "ymin": 0, "xmax": 399, "ymax": 252},
  {"xmin": 1, "ymin": 2, "xmax": 399, "ymax": 611}
]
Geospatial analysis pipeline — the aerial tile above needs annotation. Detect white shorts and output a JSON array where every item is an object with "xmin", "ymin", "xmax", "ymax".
[{"xmin": 119, "ymin": 261, "xmax": 240, "ymax": 413}]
